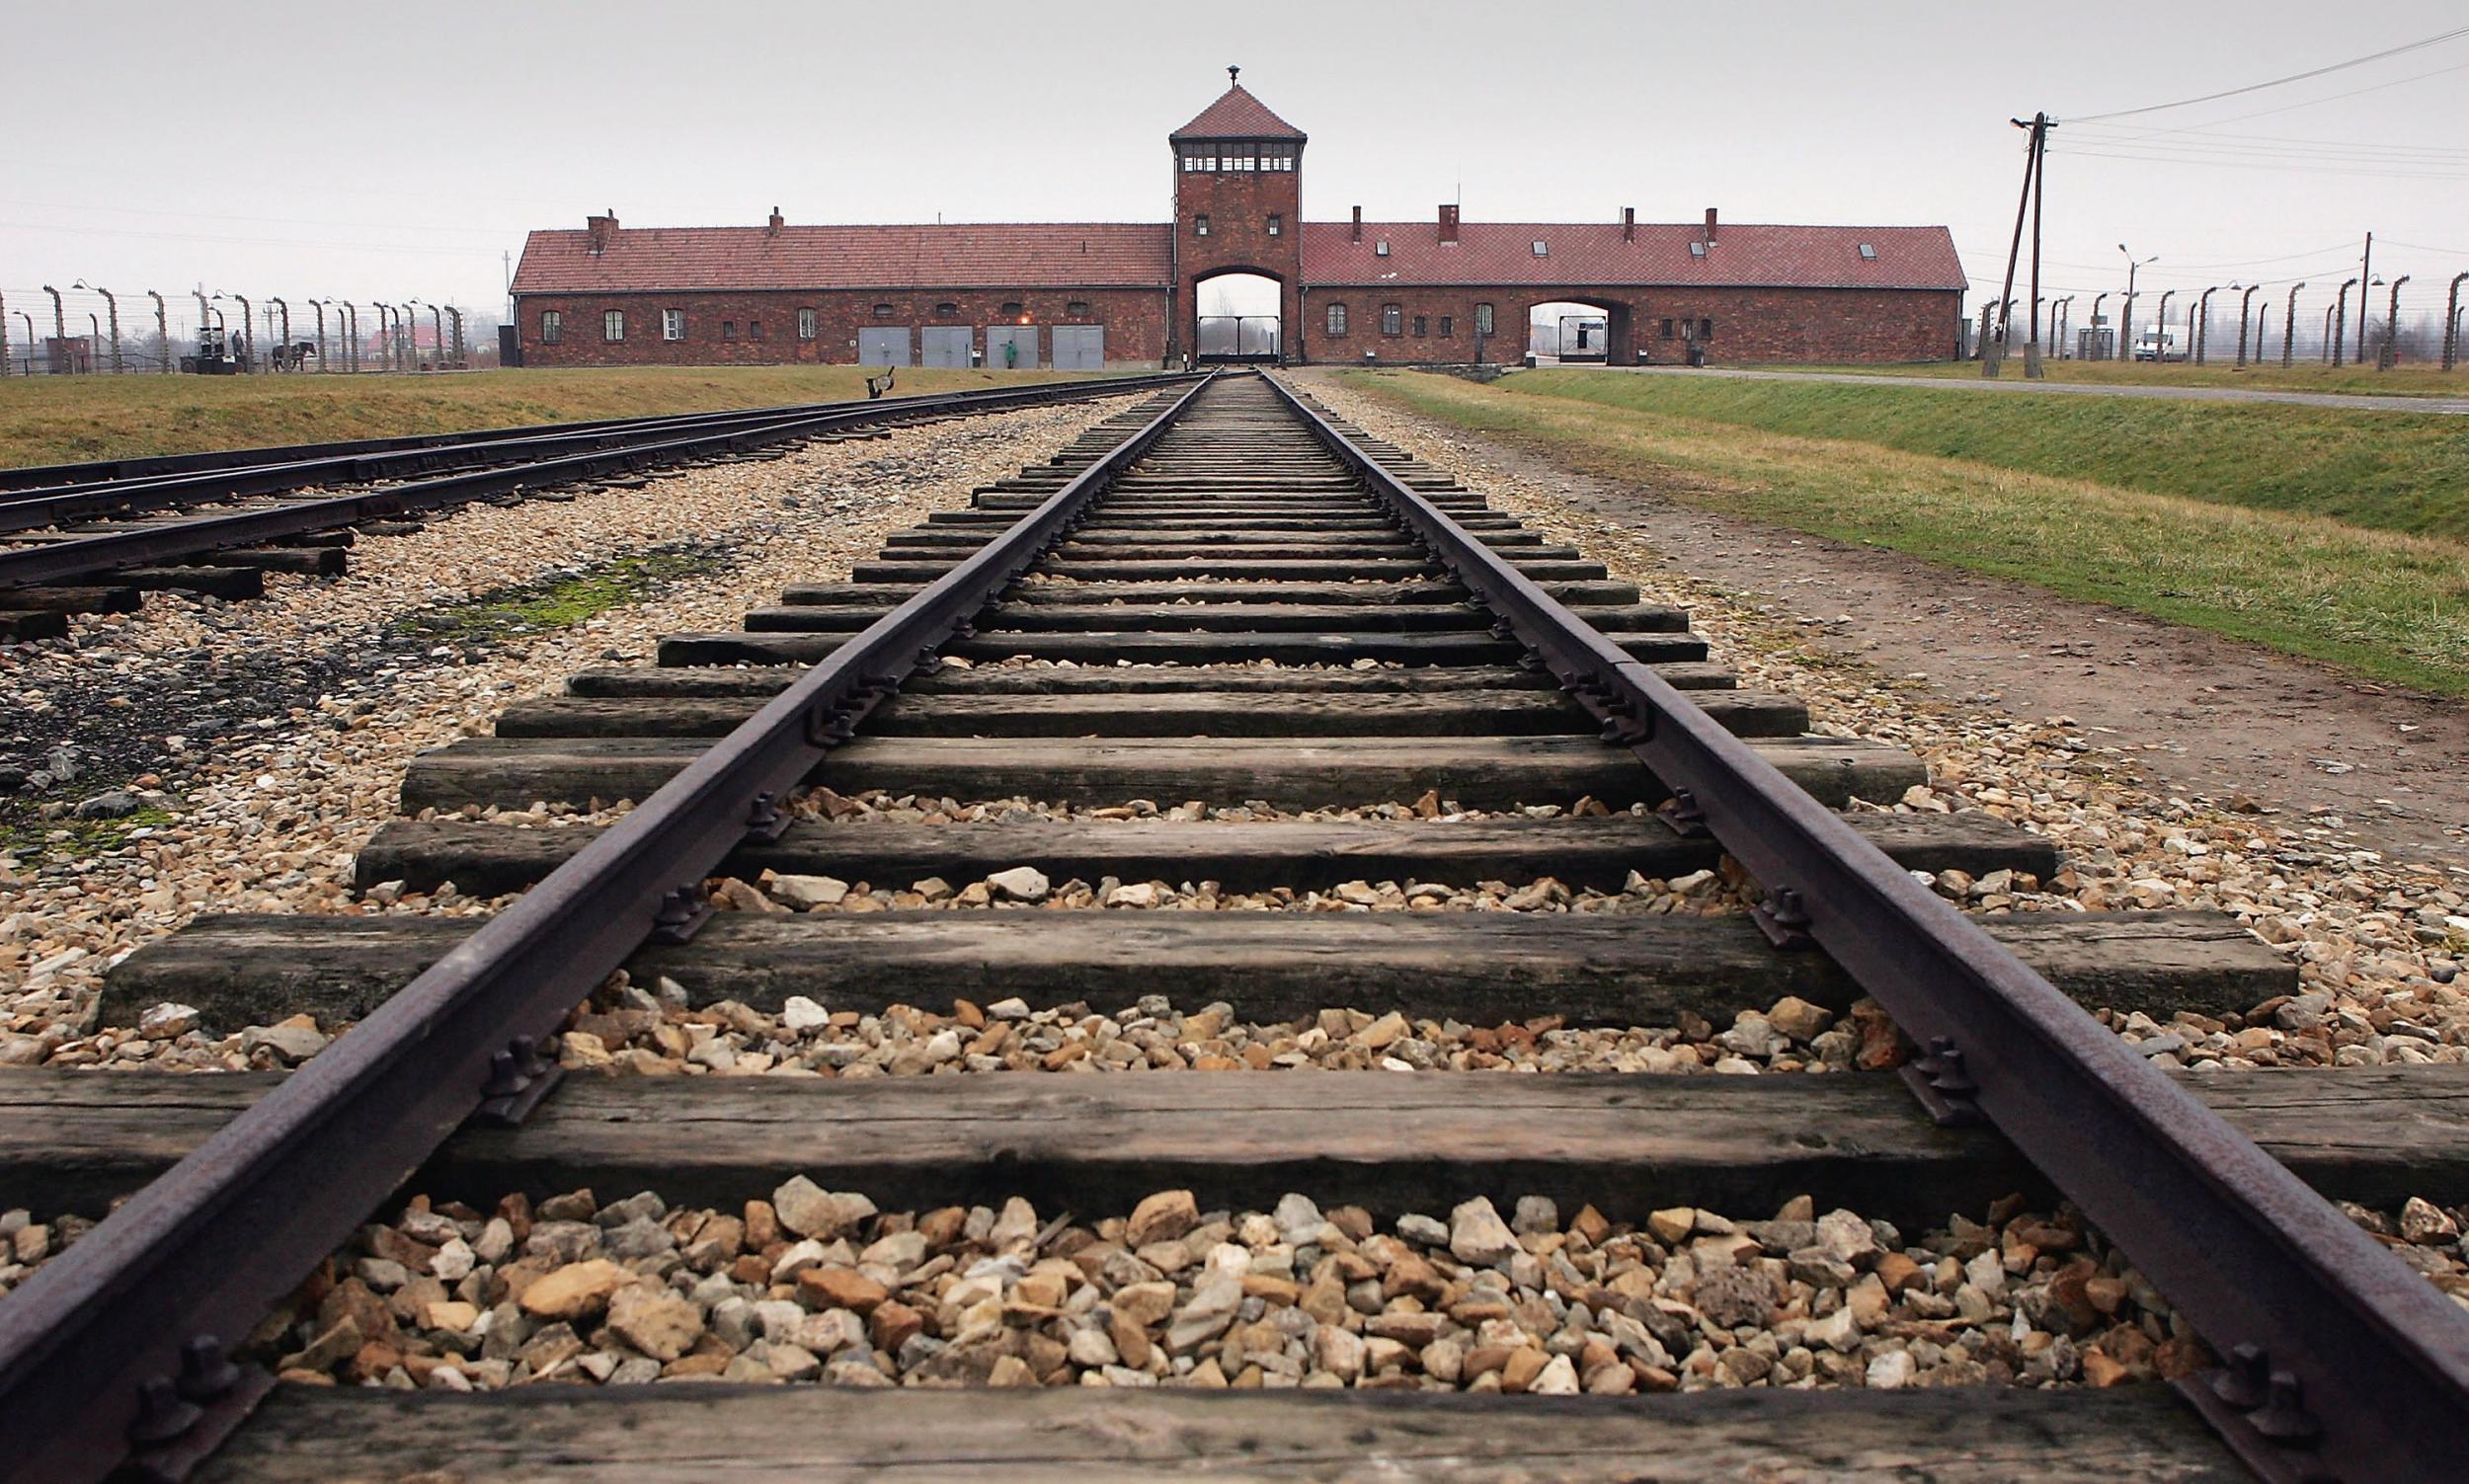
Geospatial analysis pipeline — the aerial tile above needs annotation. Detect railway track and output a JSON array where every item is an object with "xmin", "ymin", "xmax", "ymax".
[
  {"xmin": 1, "ymin": 369, "xmax": 2464, "ymax": 1480},
  {"xmin": 0, "ymin": 374, "xmax": 1192, "ymax": 640}
]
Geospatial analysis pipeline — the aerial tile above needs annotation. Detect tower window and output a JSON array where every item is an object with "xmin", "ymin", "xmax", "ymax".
[
  {"xmin": 1325, "ymin": 302, "xmax": 1347, "ymax": 335},
  {"xmin": 1267, "ymin": 214, "xmax": 1283, "ymax": 237},
  {"xmin": 1194, "ymin": 214, "xmax": 1210, "ymax": 238},
  {"xmin": 1381, "ymin": 304, "xmax": 1401, "ymax": 335}
]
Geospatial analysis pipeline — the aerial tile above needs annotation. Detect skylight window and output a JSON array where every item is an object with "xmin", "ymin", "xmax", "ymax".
[
  {"xmin": 1375, "ymin": 238, "xmax": 1390, "ymax": 257},
  {"xmin": 1858, "ymin": 242, "xmax": 1877, "ymax": 260},
  {"xmin": 1689, "ymin": 241, "xmax": 1706, "ymax": 258},
  {"xmin": 1532, "ymin": 240, "xmax": 1548, "ymax": 256}
]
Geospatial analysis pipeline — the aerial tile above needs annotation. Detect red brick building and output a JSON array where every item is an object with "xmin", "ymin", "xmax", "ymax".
[{"xmin": 510, "ymin": 72, "xmax": 1966, "ymax": 370}]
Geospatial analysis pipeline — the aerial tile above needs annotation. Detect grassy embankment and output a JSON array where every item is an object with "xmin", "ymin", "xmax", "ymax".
[
  {"xmin": 1762, "ymin": 359, "xmax": 2469, "ymax": 399},
  {"xmin": 1339, "ymin": 368, "xmax": 2469, "ymax": 698},
  {"xmin": 0, "ymin": 364, "xmax": 1112, "ymax": 469}
]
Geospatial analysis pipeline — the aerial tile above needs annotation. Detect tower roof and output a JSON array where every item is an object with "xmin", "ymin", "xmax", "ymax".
[{"xmin": 1170, "ymin": 68, "xmax": 1305, "ymax": 140}]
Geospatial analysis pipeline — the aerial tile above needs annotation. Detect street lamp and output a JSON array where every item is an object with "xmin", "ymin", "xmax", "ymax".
[
  {"xmin": 2118, "ymin": 245, "xmax": 2157, "ymax": 361},
  {"xmin": 2380, "ymin": 275, "xmax": 2410, "ymax": 369},
  {"xmin": 74, "ymin": 280, "xmax": 123, "ymax": 373},
  {"xmin": 2281, "ymin": 283, "xmax": 2306, "ymax": 369},
  {"xmin": 2236, "ymin": 284, "xmax": 2263, "ymax": 368},
  {"xmin": 2331, "ymin": 277, "xmax": 2359, "ymax": 366}
]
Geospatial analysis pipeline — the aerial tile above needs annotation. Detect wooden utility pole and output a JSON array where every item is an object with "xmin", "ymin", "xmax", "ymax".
[{"xmin": 1989, "ymin": 112, "xmax": 2053, "ymax": 379}]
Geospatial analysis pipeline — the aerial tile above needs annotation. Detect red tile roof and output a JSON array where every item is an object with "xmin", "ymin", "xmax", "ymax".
[
  {"xmin": 512, "ymin": 223, "xmax": 1173, "ymax": 295},
  {"xmin": 1301, "ymin": 220, "xmax": 1966, "ymax": 291},
  {"xmin": 1170, "ymin": 84, "xmax": 1306, "ymax": 140}
]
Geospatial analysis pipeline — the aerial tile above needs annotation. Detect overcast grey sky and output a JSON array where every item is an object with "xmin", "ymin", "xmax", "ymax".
[{"xmin": 7, "ymin": 1, "xmax": 2466, "ymax": 338}]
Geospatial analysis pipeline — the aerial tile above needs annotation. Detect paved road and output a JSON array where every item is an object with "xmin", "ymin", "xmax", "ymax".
[{"xmin": 1593, "ymin": 364, "xmax": 2469, "ymax": 416}]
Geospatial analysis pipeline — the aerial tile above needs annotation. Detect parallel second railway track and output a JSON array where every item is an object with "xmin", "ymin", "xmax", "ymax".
[
  {"xmin": 0, "ymin": 370, "xmax": 2463, "ymax": 1480},
  {"xmin": 0, "ymin": 374, "xmax": 1191, "ymax": 639}
]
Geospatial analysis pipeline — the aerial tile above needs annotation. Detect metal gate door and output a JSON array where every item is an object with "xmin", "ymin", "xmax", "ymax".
[
  {"xmin": 856, "ymin": 327, "xmax": 911, "ymax": 366},
  {"xmin": 1051, "ymin": 325, "xmax": 1104, "ymax": 369},
  {"xmin": 919, "ymin": 326, "xmax": 972, "ymax": 368},
  {"xmin": 1195, "ymin": 316, "xmax": 1279, "ymax": 362},
  {"xmin": 986, "ymin": 325, "xmax": 1037, "ymax": 370}
]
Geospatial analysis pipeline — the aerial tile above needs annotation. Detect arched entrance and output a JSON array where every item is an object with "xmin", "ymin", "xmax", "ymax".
[
  {"xmin": 1195, "ymin": 270, "xmax": 1283, "ymax": 363},
  {"xmin": 1527, "ymin": 298, "xmax": 1633, "ymax": 364}
]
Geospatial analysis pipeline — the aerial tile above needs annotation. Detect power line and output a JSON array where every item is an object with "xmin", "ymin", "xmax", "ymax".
[{"xmin": 2066, "ymin": 24, "xmax": 2469, "ymax": 122}]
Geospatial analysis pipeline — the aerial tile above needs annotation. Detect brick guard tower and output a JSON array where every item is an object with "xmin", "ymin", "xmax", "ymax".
[{"xmin": 1169, "ymin": 65, "xmax": 1305, "ymax": 364}]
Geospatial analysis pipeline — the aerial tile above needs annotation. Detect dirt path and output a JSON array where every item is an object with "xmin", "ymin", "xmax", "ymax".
[{"xmin": 1309, "ymin": 371, "xmax": 2469, "ymax": 866}]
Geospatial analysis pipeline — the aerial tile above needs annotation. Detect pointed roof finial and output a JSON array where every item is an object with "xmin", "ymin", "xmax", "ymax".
[{"xmin": 1229, "ymin": 64, "xmax": 1240, "ymax": 85}]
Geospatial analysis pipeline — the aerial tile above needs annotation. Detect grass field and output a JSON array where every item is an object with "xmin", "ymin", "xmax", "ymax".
[
  {"xmin": 1340, "ymin": 369, "xmax": 2469, "ymax": 698},
  {"xmin": 1494, "ymin": 369, "xmax": 2469, "ymax": 541},
  {"xmin": 1765, "ymin": 359, "xmax": 2469, "ymax": 398},
  {"xmin": 0, "ymin": 365, "xmax": 1111, "ymax": 469}
]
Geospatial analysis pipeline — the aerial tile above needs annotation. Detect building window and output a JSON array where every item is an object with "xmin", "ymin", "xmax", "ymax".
[
  {"xmin": 1439, "ymin": 315, "xmax": 1453, "ymax": 338},
  {"xmin": 1194, "ymin": 214, "xmax": 1210, "ymax": 237},
  {"xmin": 1474, "ymin": 303, "xmax": 1493, "ymax": 336},
  {"xmin": 872, "ymin": 303, "xmax": 894, "ymax": 318},
  {"xmin": 1412, "ymin": 315, "xmax": 1427, "ymax": 338},
  {"xmin": 1661, "ymin": 317, "xmax": 1676, "ymax": 340},
  {"xmin": 999, "ymin": 301, "xmax": 1024, "ymax": 319},
  {"xmin": 1858, "ymin": 242, "xmax": 1877, "ymax": 260},
  {"xmin": 1375, "ymin": 238, "xmax": 1390, "ymax": 257},
  {"xmin": 602, "ymin": 309, "xmax": 624, "ymax": 342},
  {"xmin": 749, "ymin": 318, "xmax": 763, "ymax": 340},
  {"xmin": 662, "ymin": 309, "xmax": 685, "ymax": 341},
  {"xmin": 1700, "ymin": 317, "xmax": 1713, "ymax": 340},
  {"xmin": 1261, "ymin": 142, "xmax": 1295, "ymax": 172},
  {"xmin": 539, "ymin": 310, "xmax": 562, "ymax": 344},
  {"xmin": 797, "ymin": 308, "xmax": 818, "ymax": 340},
  {"xmin": 1181, "ymin": 144, "xmax": 1217, "ymax": 172},
  {"xmin": 1381, "ymin": 304, "xmax": 1401, "ymax": 335},
  {"xmin": 1690, "ymin": 241, "xmax": 1707, "ymax": 258},
  {"xmin": 934, "ymin": 301, "xmax": 959, "ymax": 317},
  {"xmin": 1532, "ymin": 240, "xmax": 1548, "ymax": 256},
  {"xmin": 1325, "ymin": 302, "xmax": 1348, "ymax": 336},
  {"xmin": 1267, "ymin": 213, "xmax": 1283, "ymax": 237},
  {"xmin": 1680, "ymin": 320, "xmax": 1694, "ymax": 342},
  {"xmin": 721, "ymin": 320, "xmax": 737, "ymax": 341},
  {"xmin": 1067, "ymin": 300, "xmax": 1091, "ymax": 318}
]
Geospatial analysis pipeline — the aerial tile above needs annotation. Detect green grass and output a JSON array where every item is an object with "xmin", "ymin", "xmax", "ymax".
[
  {"xmin": 1340, "ymin": 369, "xmax": 2469, "ymax": 698},
  {"xmin": 0, "ymin": 805, "xmax": 176, "ymax": 867},
  {"xmin": 0, "ymin": 364, "xmax": 1113, "ymax": 470},
  {"xmin": 398, "ymin": 547, "xmax": 719, "ymax": 645},
  {"xmin": 1764, "ymin": 359, "xmax": 2469, "ymax": 398},
  {"xmin": 1495, "ymin": 368, "xmax": 2469, "ymax": 541}
]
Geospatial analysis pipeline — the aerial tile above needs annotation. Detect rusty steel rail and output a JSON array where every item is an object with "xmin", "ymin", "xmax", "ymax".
[
  {"xmin": 0, "ymin": 374, "xmax": 1216, "ymax": 1483},
  {"xmin": 0, "ymin": 374, "xmax": 1181, "ymax": 497},
  {"xmin": 0, "ymin": 373, "xmax": 1198, "ymax": 589},
  {"xmin": 1264, "ymin": 373, "xmax": 2469, "ymax": 1483}
]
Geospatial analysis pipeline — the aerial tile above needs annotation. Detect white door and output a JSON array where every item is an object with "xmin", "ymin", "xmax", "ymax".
[
  {"xmin": 857, "ymin": 327, "xmax": 911, "ymax": 366},
  {"xmin": 1052, "ymin": 325, "xmax": 1104, "ymax": 369}
]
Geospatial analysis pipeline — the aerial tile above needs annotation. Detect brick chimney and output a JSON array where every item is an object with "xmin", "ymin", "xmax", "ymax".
[
  {"xmin": 587, "ymin": 209, "xmax": 618, "ymax": 256},
  {"xmin": 766, "ymin": 206, "xmax": 784, "ymax": 235},
  {"xmin": 1703, "ymin": 206, "xmax": 1718, "ymax": 243},
  {"xmin": 1438, "ymin": 203, "xmax": 1459, "ymax": 244},
  {"xmin": 1350, "ymin": 205, "xmax": 1362, "ymax": 243},
  {"xmin": 1622, "ymin": 206, "xmax": 1635, "ymax": 242}
]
